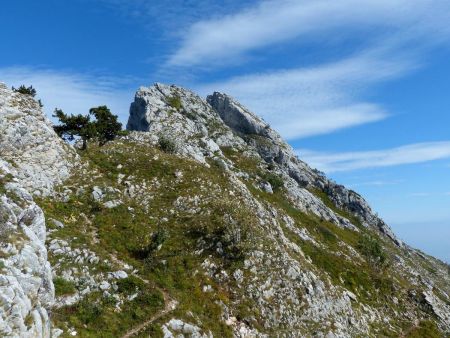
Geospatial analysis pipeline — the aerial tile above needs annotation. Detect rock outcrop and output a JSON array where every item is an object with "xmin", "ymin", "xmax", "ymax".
[
  {"xmin": 0, "ymin": 83, "xmax": 76, "ymax": 197},
  {"xmin": 207, "ymin": 92, "xmax": 402, "ymax": 244},
  {"xmin": 0, "ymin": 84, "xmax": 76, "ymax": 337},
  {"xmin": 0, "ymin": 165, "xmax": 54, "ymax": 337}
]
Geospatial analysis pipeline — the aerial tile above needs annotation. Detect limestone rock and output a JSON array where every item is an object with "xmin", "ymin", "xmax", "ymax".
[{"xmin": 0, "ymin": 83, "xmax": 77, "ymax": 196}]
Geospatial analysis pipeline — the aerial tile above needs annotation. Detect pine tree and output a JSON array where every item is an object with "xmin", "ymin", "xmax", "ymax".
[
  {"xmin": 89, "ymin": 106, "xmax": 122, "ymax": 146},
  {"xmin": 53, "ymin": 109, "xmax": 95, "ymax": 150},
  {"xmin": 53, "ymin": 106, "xmax": 122, "ymax": 149},
  {"xmin": 12, "ymin": 85, "xmax": 37, "ymax": 97}
]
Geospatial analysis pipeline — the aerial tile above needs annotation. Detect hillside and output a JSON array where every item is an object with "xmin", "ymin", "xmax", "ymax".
[{"xmin": 1, "ymin": 82, "xmax": 450, "ymax": 337}]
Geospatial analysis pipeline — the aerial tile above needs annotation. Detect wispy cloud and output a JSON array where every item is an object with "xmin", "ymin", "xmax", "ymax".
[
  {"xmin": 409, "ymin": 192, "xmax": 450, "ymax": 198},
  {"xmin": 176, "ymin": 0, "xmax": 450, "ymax": 139},
  {"xmin": 349, "ymin": 180, "xmax": 403, "ymax": 188},
  {"xmin": 297, "ymin": 142, "xmax": 450, "ymax": 173},
  {"xmin": 197, "ymin": 50, "xmax": 413, "ymax": 139},
  {"xmin": 168, "ymin": 0, "xmax": 450, "ymax": 67},
  {"xmin": 0, "ymin": 67, "xmax": 133, "ymax": 124}
]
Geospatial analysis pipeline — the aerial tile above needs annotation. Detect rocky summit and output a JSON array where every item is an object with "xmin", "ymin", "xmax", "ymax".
[{"xmin": 0, "ymin": 82, "xmax": 449, "ymax": 337}]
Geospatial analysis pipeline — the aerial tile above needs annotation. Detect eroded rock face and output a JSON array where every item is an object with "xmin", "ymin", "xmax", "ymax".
[
  {"xmin": 0, "ymin": 169, "xmax": 54, "ymax": 337},
  {"xmin": 0, "ymin": 84, "xmax": 77, "ymax": 337},
  {"xmin": 0, "ymin": 83, "xmax": 76, "ymax": 197},
  {"xmin": 207, "ymin": 92, "xmax": 401, "ymax": 244},
  {"xmin": 126, "ymin": 83, "xmax": 244, "ymax": 165}
]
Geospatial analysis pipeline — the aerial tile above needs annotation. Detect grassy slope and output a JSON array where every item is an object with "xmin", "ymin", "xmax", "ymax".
[{"xmin": 36, "ymin": 140, "xmax": 444, "ymax": 337}]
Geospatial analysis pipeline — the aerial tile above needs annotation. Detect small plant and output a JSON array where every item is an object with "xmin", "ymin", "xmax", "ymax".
[
  {"xmin": 261, "ymin": 172, "xmax": 284, "ymax": 192},
  {"xmin": 117, "ymin": 275, "xmax": 145, "ymax": 294},
  {"xmin": 167, "ymin": 95, "xmax": 182, "ymax": 110},
  {"xmin": 357, "ymin": 234, "xmax": 387, "ymax": 267},
  {"xmin": 54, "ymin": 277, "xmax": 76, "ymax": 296},
  {"xmin": 158, "ymin": 136, "xmax": 176, "ymax": 153},
  {"xmin": 76, "ymin": 298, "xmax": 102, "ymax": 324},
  {"xmin": 12, "ymin": 85, "xmax": 36, "ymax": 97}
]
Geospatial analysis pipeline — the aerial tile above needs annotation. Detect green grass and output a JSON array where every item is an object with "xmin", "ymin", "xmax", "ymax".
[
  {"xmin": 35, "ymin": 139, "xmax": 445, "ymax": 337},
  {"xmin": 38, "ymin": 141, "xmax": 259, "ymax": 337},
  {"xmin": 167, "ymin": 96, "xmax": 182, "ymax": 110},
  {"xmin": 54, "ymin": 277, "xmax": 76, "ymax": 296}
]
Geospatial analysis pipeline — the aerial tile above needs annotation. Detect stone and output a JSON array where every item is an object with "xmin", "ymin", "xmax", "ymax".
[{"xmin": 0, "ymin": 83, "xmax": 76, "ymax": 196}]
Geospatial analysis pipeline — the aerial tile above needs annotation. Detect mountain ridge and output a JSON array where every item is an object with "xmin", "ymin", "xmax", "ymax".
[{"xmin": 0, "ymin": 82, "xmax": 449, "ymax": 337}]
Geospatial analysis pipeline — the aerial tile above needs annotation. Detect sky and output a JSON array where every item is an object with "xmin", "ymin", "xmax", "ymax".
[{"xmin": 1, "ymin": 0, "xmax": 449, "ymax": 262}]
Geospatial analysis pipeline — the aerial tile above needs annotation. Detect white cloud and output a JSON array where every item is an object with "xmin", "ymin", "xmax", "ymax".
[
  {"xmin": 196, "ymin": 50, "xmax": 413, "ymax": 139},
  {"xmin": 297, "ymin": 142, "xmax": 450, "ymax": 173},
  {"xmin": 0, "ymin": 67, "xmax": 133, "ymax": 125},
  {"xmin": 168, "ymin": 0, "xmax": 450, "ymax": 67},
  {"xmin": 176, "ymin": 0, "xmax": 450, "ymax": 139},
  {"xmin": 349, "ymin": 180, "xmax": 403, "ymax": 188}
]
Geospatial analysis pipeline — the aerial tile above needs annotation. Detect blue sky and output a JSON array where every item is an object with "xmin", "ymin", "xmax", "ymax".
[{"xmin": 1, "ymin": 0, "xmax": 449, "ymax": 262}]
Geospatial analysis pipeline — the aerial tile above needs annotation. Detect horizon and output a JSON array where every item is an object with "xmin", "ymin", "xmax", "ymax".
[{"xmin": 1, "ymin": 0, "xmax": 449, "ymax": 262}]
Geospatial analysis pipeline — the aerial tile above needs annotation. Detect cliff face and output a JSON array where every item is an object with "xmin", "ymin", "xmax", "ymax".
[
  {"xmin": 1, "ymin": 82, "xmax": 449, "ymax": 337},
  {"xmin": 0, "ymin": 84, "xmax": 76, "ymax": 337}
]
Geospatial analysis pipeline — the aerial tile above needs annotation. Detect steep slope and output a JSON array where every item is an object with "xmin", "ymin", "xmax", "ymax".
[
  {"xmin": 0, "ymin": 83, "xmax": 77, "ymax": 197},
  {"xmin": 0, "ymin": 84, "xmax": 77, "ymax": 337},
  {"xmin": 1, "ymin": 82, "xmax": 450, "ymax": 337}
]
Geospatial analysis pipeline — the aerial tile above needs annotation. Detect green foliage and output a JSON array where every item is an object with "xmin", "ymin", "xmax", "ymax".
[
  {"xmin": 167, "ymin": 95, "xmax": 182, "ymax": 110},
  {"xmin": 158, "ymin": 136, "xmax": 177, "ymax": 153},
  {"xmin": 54, "ymin": 277, "xmax": 76, "ymax": 296},
  {"xmin": 357, "ymin": 234, "xmax": 388, "ymax": 267},
  {"xmin": 12, "ymin": 85, "xmax": 36, "ymax": 97},
  {"xmin": 116, "ymin": 275, "xmax": 145, "ymax": 294},
  {"xmin": 89, "ymin": 106, "xmax": 122, "ymax": 146},
  {"xmin": 261, "ymin": 172, "xmax": 284, "ymax": 192},
  {"xmin": 53, "ymin": 108, "xmax": 94, "ymax": 150},
  {"xmin": 76, "ymin": 297, "xmax": 103, "ymax": 324},
  {"xmin": 189, "ymin": 200, "xmax": 254, "ymax": 262},
  {"xmin": 53, "ymin": 106, "xmax": 122, "ymax": 149}
]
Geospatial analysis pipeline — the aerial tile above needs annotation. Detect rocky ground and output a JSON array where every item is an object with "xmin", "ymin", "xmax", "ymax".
[{"xmin": 1, "ymin": 82, "xmax": 450, "ymax": 337}]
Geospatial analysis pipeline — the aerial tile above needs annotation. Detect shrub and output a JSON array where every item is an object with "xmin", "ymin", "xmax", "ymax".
[
  {"xmin": 357, "ymin": 235, "xmax": 387, "ymax": 267},
  {"xmin": 54, "ymin": 277, "xmax": 76, "ymax": 296},
  {"xmin": 167, "ymin": 95, "xmax": 182, "ymax": 110},
  {"xmin": 261, "ymin": 172, "xmax": 284, "ymax": 192},
  {"xmin": 117, "ymin": 275, "xmax": 145, "ymax": 294},
  {"xmin": 12, "ymin": 85, "xmax": 36, "ymax": 97},
  {"xmin": 76, "ymin": 298, "xmax": 102, "ymax": 324},
  {"xmin": 158, "ymin": 136, "xmax": 177, "ymax": 153}
]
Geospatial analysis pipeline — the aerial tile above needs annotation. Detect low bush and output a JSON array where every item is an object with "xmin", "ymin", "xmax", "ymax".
[
  {"xmin": 167, "ymin": 95, "xmax": 182, "ymax": 110},
  {"xmin": 158, "ymin": 136, "xmax": 177, "ymax": 153},
  {"xmin": 54, "ymin": 277, "xmax": 76, "ymax": 296},
  {"xmin": 117, "ymin": 275, "xmax": 145, "ymax": 294},
  {"xmin": 261, "ymin": 172, "xmax": 284, "ymax": 192},
  {"xmin": 357, "ymin": 235, "xmax": 388, "ymax": 267}
]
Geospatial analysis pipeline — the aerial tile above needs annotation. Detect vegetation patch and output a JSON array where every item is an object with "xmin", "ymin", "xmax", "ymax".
[
  {"xmin": 167, "ymin": 95, "xmax": 182, "ymax": 110},
  {"xmin": 54, "ymin": 277, "xmax": 77, "ymax": 296}
]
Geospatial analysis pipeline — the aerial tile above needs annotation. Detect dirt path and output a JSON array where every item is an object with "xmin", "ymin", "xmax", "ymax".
[
  {"xmin": 108, "ymin": 253, "xmax": 178, "ymax": 338},
  {"xmin": 121, "ymin": 289, "xmax": 178, "ymax": 338}
]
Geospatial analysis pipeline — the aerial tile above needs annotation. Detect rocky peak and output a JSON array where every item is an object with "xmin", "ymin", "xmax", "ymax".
[
  {"xmin": 207, "ymin": 89, "xmax": 402, "ymax": 244},
  {"xmin": 207, "ymin": 92, "xmax": 282, "ymax": 143},
  {"xmin": 0, "ymin": 83, "xmax": 77, "ymax": 196}
]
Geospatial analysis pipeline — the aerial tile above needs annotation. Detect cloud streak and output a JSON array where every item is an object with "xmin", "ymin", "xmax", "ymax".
[
  {"xmin": 298, "ymin": 142, "xmax": 450, "ymax": 173},
  {"xmin": 197, "ymin": 50, "xmax": 413, "ymax": 139},
  {"xmin": 0, "ymin": 67, "xmax": 133, "ymax": 125},
  {"xmin": 168, "ymin": 0, "xmax": 450, "ymax": 67},
  {"xmin": 178, "ymin": 0, "xmax": 450, "ymax": 139}
]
